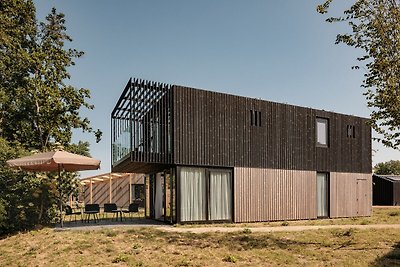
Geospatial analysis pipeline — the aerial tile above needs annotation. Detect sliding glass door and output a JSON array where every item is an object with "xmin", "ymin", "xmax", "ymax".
[
  {"xmin": 146, "ymin": 168, "xmax": 177, "ymax": 223},
  {"xmin": 179, "ymin": 167, "xmax": 232, "ymax": 222},
  {"xmin": 209, "ymin": 170, "xmax": 232, "ymax": 221},
  {"xmin": 180, "ymin": 168, "xmax": 207, "ymax": 221},
  {"xmin": 317, "ymin": 172, "xmax": 329, "ymax": 217}
]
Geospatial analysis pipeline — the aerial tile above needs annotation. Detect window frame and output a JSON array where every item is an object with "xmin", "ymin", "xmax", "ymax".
[
  {"xmin": 316, "ymin": 172, "xmax": 330, "ymax": 218},
  {"xmin": 250, "ymin": 110, "xmax": 262, "ymax": 127},
  {"xmin": 347, "ymin": 125, "xmax": 356, "ymax": 139},
  {"xmin": 316, "ymin": 117, "xmax": 329, "ymax": 147},
  {"xmin": 177, "ymin": 166, "xmax": 233, "ymax": 223}
]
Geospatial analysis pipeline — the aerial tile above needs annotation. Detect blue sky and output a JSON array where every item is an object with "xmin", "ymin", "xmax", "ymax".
[{"xmin": 33, "ymin": 0, "xmax": 400, "ymax": 177}]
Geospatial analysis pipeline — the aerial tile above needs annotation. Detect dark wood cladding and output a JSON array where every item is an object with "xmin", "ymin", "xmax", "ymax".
[
  {"xmin": 315, "ymin": 110, "xmax": 371, "ymax": 173},
  {"xmin": 372, "ymin": 175, "xmax": 400, "ymax": 206},
  {"xmin": 173, "ymin": 85, "xmax": 371, "ymax": 174}
]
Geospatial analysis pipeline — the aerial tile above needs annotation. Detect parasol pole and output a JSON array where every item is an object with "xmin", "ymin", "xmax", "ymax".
[{"xmin": 59, "ymin": 164, "xmax": 63, "ymax": 228}]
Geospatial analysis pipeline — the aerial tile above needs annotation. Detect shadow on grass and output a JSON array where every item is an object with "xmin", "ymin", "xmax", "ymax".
[
  {"xmin": 371, "ymin": 241, "xmax": 400, "ymax": 267},
  {"xmin": 54, "ymin": 218, "xmax": 167, "ymax": 230},
  {"xmin": 156, "ymin": 230, "xmax": 330, "ymax": 251}
]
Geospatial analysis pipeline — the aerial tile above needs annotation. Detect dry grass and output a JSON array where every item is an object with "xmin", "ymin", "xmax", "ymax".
[
  {"xmin": 177, "ymin": 207, "xmax": 400, "ymax": 229},
  {"xmin": 1, "ymin": 207, "xmax": 400, "ymax": 266},
  {"xmin": 1, "ymin": 227, "xmax": 400, "ymax": 266}
]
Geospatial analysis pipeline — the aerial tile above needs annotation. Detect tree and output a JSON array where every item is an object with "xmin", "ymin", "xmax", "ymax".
[
  {"xmin": 317, "ymin": 0, "xmax": 400, "ymax": 149},
  {"xmin": 374, "ymin": 160, "xmax": 400, "ymax": 174},
  {"xmin": 0, "ymin": 0, "xmax": 36, "ymax": 137},
  {"xmin": 1, "ymin": 3, "xmax": 102, "ymax": 151},
  {"xmin": 0, "ymin": 1, "xmax": 101, "ymax": 233}
]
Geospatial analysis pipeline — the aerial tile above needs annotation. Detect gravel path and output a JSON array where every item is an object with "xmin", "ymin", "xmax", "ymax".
[{"xmin": 157, "ymin": 224, "xmax": 400, "ymax": 234}]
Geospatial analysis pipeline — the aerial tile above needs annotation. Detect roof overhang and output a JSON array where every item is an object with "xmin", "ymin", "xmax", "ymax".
[{"xmin": 80, "ymin": 172, "xmax": 144, "ymax": 185}]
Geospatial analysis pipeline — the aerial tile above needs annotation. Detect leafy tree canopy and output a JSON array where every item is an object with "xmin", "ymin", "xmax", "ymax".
[
  {"xmin": 0, "ymin": 1, "xmax": 102, "ymax": 151},
  {"xmin": 0, "ymin": 0, "xmax": 101, "ymax": 234},
  {"xmin": 317, "ymin": 0, "xmax": 400, "ymax": 149},
  {"xmin": 374, "ymin": 160, "xmax": 400, "ymax": 175}
]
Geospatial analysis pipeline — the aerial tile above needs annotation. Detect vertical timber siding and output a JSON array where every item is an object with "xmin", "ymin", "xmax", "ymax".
[
  {"xmin": 315, "ymin": 110, "xmax": 372, "ymax": 173},
  {"xmin": 330, "ymin": 172, "xmax": 372, "ymax": 217},
  {"xmin": 173, "ymin": 86, "xmax": 371, "ymax": 174},
  {"xmin": 234, "ymin": 167, "xmax": 317, "ymax": 223}
]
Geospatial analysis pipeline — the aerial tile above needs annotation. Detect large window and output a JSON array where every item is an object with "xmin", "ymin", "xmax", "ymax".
[
  {"xmin": 316, "ymin": 118, "xmax": 329, "ymax": 147},
  {"xmin": 179, "ymin": 167, "xmax": 232, "ymax": 222},
  {"xmin": 180, "ymin": 168, "xmax": 207, "ymax": 221},
  {"xmin": 209, "ymin": 171, "xmax": 232, "ymax": 220}
]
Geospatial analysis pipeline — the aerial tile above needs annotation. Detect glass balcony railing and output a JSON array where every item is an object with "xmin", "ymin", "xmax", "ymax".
[{"xmin": 111, "ymin": 78, "xmax": 172, "ymax": 166}]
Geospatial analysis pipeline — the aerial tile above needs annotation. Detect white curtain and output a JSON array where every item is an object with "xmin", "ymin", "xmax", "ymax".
[
  {"xmin": 209, "ymin": 171, "xmax": 232, "ymax": 220},
  {"xmin": 180, "ymin": 168, "xmax": 206, "ymax": 221},
  {"xmin": 317, "ymin": 173, "xmax": 328, "ymax": 217},
  {"xmin": 155, "ymin": 173, "xmax": 163, "ymax": 219}
]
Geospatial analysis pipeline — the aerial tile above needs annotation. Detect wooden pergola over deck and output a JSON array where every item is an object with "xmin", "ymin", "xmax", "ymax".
[{"xmin": 79, "ymin": 172, "xmax": 144, "ymax": 208}]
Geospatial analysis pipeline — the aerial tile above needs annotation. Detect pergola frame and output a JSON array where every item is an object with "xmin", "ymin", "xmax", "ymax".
[
  {"xmin": 79, "ymin": 172, "xmax": 139, "ymax": 205},
  {"xmin": 111, "ymin": 78, "xmax": 173, "ymax": 168}
]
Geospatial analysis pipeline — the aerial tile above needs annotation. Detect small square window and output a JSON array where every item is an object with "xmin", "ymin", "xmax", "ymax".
[{"xmin": 316, "ymin": 118, "xmax": 329, "ymax": 147}]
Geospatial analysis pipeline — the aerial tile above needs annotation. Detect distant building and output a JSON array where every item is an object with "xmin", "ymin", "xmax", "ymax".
[
  {"xmin": 373, "ymin": 174, "xmax": 400, "ymax": 206},
  {"xmin": 111, "ymin": 78, "xmax": 372, "ymax": 223},
  {"xmin": 79, "ymin": 172, "xmax": 144, "ymax": 208}
]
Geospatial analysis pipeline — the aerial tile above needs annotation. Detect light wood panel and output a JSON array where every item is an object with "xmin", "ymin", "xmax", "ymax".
[
  {"xmin": 234, "ymin": 167, "xmax": 317, "ymax": 223},
  {"xmin": 330, "ymin": 172, "xmax": 372, "ymax": 217}
]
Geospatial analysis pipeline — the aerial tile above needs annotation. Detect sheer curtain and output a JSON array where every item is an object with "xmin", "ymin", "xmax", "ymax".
[
  {"xmin": 209, "ymin": 171, "xmax": 232, "ymax": 220},
  {"xmin": 180, "ymin": 168, "xmax": 206, "ymax": 221},
  {"xmin": 155, "ymin": 173, "xmax": 163, "ymax": 219},
  {"xmin": 317, "ymin": 173, "xmax": 328, "ymax": 217}
]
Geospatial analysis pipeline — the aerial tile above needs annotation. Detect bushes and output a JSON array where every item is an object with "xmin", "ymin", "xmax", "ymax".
[
  {"xmin": 0, "ymin": 199, "xmax": 7, "ymax": 229},
  {"xmin": 0, "ymin": 138, "xmax": 58, "ymax": 235}
]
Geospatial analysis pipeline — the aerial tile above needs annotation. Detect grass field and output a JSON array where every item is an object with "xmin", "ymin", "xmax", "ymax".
[
  {"xmin": 177, "ymin": 207, "xmax": 400, "ymax": 228},
  {"xmin": 0, "ymin": 208, "xmax": 400, "ymax": 266}
]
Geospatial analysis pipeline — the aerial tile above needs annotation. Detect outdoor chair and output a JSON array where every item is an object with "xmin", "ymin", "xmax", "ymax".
[
  {"xmin": 103, "ymin": 203, "xmax": 121, "ymax": 221},
  {"xmin": 83, "ymin": 204, "xmax": 100, "ymax": 223},
  {"xmin": 64, "ymin": 205, "xmax": 82, "ymax": 223},
  {"xmin": 122, "ymin": 203, "xmax": 140, "ymax": 220}
]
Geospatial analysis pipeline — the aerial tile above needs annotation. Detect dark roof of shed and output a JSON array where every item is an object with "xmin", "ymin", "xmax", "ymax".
[{"xmin": 373, "ymin": 174, "xmax": 400, "ymax": 183}]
